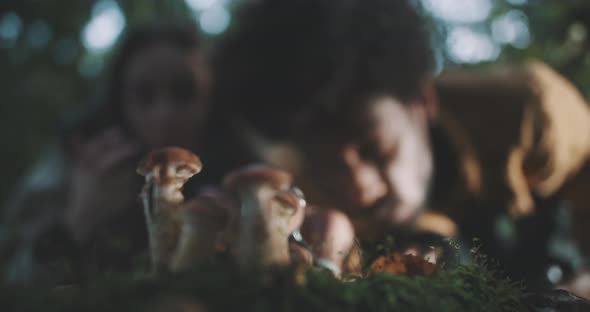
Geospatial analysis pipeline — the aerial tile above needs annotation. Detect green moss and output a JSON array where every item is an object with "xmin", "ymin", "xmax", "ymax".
[{"xmin": 1, "ymin": 258, "xmax": 528, "ymax": 312}]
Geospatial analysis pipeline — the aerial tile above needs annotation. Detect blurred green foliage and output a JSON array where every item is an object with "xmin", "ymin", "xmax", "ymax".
[
  {"xmin": 1, "ymin": 0, "xmax": 590, "ymax": 210},
  {"xmin": 483, "ymin": 0, "xmax": 590, "ymax": 96}
]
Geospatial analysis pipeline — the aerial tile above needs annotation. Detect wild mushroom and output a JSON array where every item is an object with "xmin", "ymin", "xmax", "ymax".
[
  {"xmin": 301, "ymin": 208, "xmax": 356, "ymax": 278},
  {"xmin": 137, "ymin": 147, "xmax": 202, "ymax": 272},
  {"xmin": 171, "ymin": 188, "xmax": 233, "ymax": 272},
  {"xmin": 222, "ymin": 165, "xmax": 306, "ymax": 272}
]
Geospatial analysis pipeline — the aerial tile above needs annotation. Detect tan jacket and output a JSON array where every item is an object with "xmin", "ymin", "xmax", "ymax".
[{"xmin": 436, "ymin": 61, "xmax": 590, "ymax": 252}]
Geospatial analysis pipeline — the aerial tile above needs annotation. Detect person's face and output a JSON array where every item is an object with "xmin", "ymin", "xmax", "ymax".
[
  {"xmin": 296, "ymin": 96, "xmax": 433, "ymax": 227},
  {"xmin": 122, "ymin": 43, "xmax": 210, "ymax": 149}
]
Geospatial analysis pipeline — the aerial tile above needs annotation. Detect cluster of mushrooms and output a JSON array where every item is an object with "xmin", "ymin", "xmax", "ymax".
[
  {"xmin": 137, "ymin": 147, "xmax": 314, "ymax": 275},
  {"xmin": 137, "ymin": 147, "xmax": 436, "ymax": 278}
]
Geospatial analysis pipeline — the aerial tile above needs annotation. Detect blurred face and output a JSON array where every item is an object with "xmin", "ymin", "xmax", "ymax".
[
  {"xmin": 296, "ymin": 96, "xmax": 433, "ymax": 228},
  {"xmin": 122, "ymin": 43, "xmax": 210, "ymax": 149}
]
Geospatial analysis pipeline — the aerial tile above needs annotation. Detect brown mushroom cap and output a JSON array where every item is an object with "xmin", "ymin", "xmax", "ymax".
[
  {"xmin": 137, "ymin": 147, "xmax": 202, "ymax": 178},
  {"xmin": 222, "ymin": 164, "xmax": 293, "ymax": 191}
]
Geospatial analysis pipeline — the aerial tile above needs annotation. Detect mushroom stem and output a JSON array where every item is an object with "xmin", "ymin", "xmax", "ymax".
[
  {"xmin": 171, "ymin": 214, "xmax": 221, "ymax": 272},
  {"xmin": 236, "ymin": 187, "xmax": 291, "ymax": 271},
  {"xmin": 137, "ymin": 147, "xmax": 203, "ymax": 273},
  {"xmin": 171, "ymin": 227, "xmax": 214, "ymax": 271},
  {"xmin": 140, "ymin": 177, "xmax": 184, "ymax": 272},
  {"xmin": 222, "ymin": 165, "xmax": 306, "ymax": 273}
]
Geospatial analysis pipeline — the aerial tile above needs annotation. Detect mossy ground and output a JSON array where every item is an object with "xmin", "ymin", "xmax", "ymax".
[{"xmin": 2, "ymin": 256, "xmax": 529, "ymax": 312}]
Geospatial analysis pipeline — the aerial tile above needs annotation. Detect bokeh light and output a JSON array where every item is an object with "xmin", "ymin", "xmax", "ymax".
[
  {"xmin": 186, "ymin": 0, "xmax": 219, "ymax": 11},
  {"xmin": 81, "ymin": 0, "xmax": 125, "ymax": 52},
  {"xmin": 546, "ymin": 265, "xmax": 563, "ymax": 284},
  {"xmin": 0, "ymin": 12, "xmax": 23, "ymax": 49},
  {"xmin": 506, "ymin": 0, "xmax": 528, "ymax": 6},
  {"xmin": 199, "ymin": 5, "xmax": 231, "ymax": 35},
  {"xmin": 421, "ymin": 0, "xmax": 492, "ymax": 23},
  {"xmin": 27, "ymin": 20, "xmax": 52, "ymax": 49},
  {"xmin": 491, "ymin": 10, "xmax": 531, "ymax": 49},
  {"xmin": 446, "ymin": 26, "xmax": 501, "ymax": 63},
  {"xmin": 569, "ymin": 22, "xmax": 587, "ymax": 43}
]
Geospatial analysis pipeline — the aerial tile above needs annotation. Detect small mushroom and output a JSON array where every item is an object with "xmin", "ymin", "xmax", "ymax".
[
  {"xmin": 223, "ymin": 164, "xmax": 306, "ymax": 271},
  {"xmin": 301, "ymin": 208, "xmax": 356, "ymax": 278},
  {"xmin": 137, "ymin": 147, "xmax": 202, "ymax": 272},
  {"xmin": 171, "ymin": 188, "xmax": 233, "ymax": 272},
  {"xmin": 137, "ymin": 147, "xmax": 202, "ymax": 201}
]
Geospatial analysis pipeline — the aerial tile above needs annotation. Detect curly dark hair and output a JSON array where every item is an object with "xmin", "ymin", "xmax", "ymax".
[{"xmin": 214, "ymin": 0, "xmax": 434, "ymax": 140}]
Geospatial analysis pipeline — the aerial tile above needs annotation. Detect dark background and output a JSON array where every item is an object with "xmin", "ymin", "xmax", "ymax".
[{"xmin": 1, "ymin": 0, "xmax": 590, "ymax": 208}]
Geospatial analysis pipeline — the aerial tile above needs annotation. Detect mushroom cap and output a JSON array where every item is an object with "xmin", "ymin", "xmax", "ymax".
[
  {"xmin": 137, "ymin": 147, "xmax": 202, "ymax": 178},
  {"xmin": 222, "ymin": 164, "xmax": 293, "ymax": 191}
]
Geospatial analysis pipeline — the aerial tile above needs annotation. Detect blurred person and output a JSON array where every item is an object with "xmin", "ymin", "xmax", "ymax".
[
  {"xmin": 435, "ymin": 61, "xmax": 590, "ymax": 295},
  {"xmin": 0, "ymin": 20, "xmax": 242, "ymax": 285},
  {"xmin": 213, "ymin": 0, "xmax": 454, "ymax": 272},
  {"xmin": 62, "ymin": 20, "xmax": 214, "ymax": 245},
  {"xmin": 213, "ymin": 0, "xmax": 590, "ymax": 289}
]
